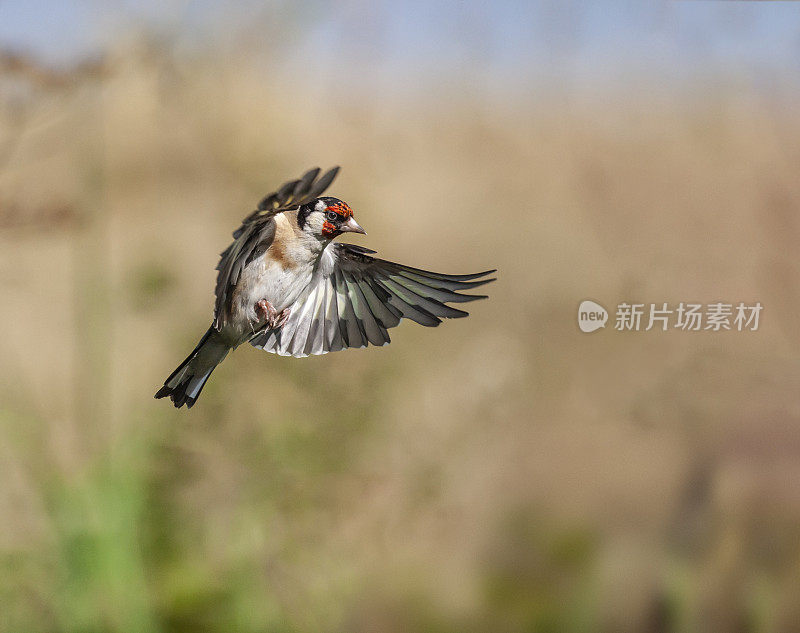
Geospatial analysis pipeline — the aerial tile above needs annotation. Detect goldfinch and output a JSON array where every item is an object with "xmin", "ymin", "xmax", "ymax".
[{"xmin": 155, "ymin": 167, "xmax": 495, "ymax": 408}]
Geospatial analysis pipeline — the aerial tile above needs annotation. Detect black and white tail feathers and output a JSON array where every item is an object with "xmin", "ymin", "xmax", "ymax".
[{"xmin": 155, "ymin": 327, "xmax": 229, "ymax": 409}]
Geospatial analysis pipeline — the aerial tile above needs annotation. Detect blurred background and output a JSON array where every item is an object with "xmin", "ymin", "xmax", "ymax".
[{"xmin": 2, "ymin": 1, "xmax": 800, "ymax": 631}]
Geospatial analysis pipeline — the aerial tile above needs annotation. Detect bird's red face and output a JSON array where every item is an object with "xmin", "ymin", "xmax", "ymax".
[
  {"xmin": 315, "ymin": 197, "xmax": 366, "ymax": 239},
  {"xmin": 322, "ymin": 200, "xmax": 354, "ymax": 238},
  {"xmin": 297, "ymin": 196, "xmax": 366, "ymax": 240}
]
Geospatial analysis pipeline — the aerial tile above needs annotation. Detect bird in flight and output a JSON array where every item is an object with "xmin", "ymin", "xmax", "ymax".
[{"xmin": 155, "ymin": 167, "xmax": 495, "ymax": 408}]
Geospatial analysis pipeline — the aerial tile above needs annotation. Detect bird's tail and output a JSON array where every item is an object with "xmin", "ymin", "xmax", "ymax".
[{"xmin": 155, "ymin": 327, "xmax": 230, "ymax": 409}]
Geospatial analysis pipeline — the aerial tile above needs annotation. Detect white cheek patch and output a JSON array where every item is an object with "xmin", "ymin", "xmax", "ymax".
[
  {"xmin": 302, "ymin": 212, "xmax": 328, "ymax": 237},
  {"xmin": 310, "ymin": 214, "xmax": 325, "ymax": 232}
]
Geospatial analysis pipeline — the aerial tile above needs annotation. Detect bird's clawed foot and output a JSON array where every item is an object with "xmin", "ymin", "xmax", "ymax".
[{"xmin": 256, "ymin": 299, "xmax": 291, "ymax": 330}]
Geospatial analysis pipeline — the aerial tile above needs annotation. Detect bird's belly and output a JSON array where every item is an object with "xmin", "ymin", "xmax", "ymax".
[
  {"xmin": 228, "ymin": 258, "xmax": 312, "ymax": 337},
  {"xmin": 251, "ymin": 262, "xmax": 311, "ymax": 312}
]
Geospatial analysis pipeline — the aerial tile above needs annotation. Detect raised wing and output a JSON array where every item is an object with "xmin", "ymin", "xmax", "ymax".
[
  {"xmin": 249, "ymin": 243, "xmax": 496, "ymax": 357},
  {"xmin": 213, "ymin": 166, "xmax": 340, "ymax": 330}
]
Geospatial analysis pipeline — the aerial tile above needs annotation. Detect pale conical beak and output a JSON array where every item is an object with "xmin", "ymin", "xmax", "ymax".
[{"xmin": 340, "ymin": 217, "xmax": 366, "ymax": 235}]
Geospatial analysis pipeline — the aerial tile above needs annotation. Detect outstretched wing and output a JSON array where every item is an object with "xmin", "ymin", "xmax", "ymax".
[
  {"xmin": 249, "ymin": 243, "xmax": 496, "ymax": 357},
  {"xmin": 213, "ymin": 166, "xmax": 340, "ymax": 330}
]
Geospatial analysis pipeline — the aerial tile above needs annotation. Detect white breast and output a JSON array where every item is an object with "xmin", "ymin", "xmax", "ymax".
[{"xmin": 224, "ymin": 213, "xmax": 321, "ymax": 345}]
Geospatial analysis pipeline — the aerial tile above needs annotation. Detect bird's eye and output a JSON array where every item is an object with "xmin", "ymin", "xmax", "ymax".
[{"xmin": 325, "ymin": 210, "xmax": 338, "ymax": 222}]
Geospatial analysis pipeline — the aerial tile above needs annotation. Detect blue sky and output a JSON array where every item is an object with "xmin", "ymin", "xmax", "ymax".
[{"xmin": 1, "ymin": 1, "xmax": 799, "ymax": 88}]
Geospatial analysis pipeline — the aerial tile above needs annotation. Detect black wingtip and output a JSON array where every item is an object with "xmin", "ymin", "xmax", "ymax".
[
  {"xmin": 402, "ymin": 266, "xmax": 497, "ymax": 283},
  {"xmin": 447, "ymin": 269, "xmax": 497, "ymax": 280},
  {"xmin": 464, "ymin": 277, "xmax": 496, "ymax": 290},
  {"xmin": 309, "ymin": 166, "xmax": 341, "ymax": 198},
  {"xmin": 322, "ymin": 165, "xmax": 341, "ymax": 183}
]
